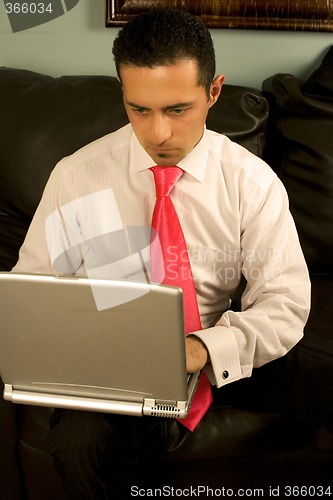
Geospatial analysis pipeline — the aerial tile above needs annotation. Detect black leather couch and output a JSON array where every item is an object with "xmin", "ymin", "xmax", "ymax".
[{"xmin": 1, "ymin": 46, "xmax": 333, "ymax": 499}]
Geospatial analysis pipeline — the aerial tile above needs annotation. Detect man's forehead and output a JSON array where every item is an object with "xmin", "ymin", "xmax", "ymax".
[
  {"xmin": 118, "ymin": 59, "xmax": 201, "ymax": 85},
  {"xmin": 120, "ymin": 61, "xmax": 206, "ymax": 107},
  {"xmin": 118, "ymin": 57, "xmax": 200, "ymax": 75}
]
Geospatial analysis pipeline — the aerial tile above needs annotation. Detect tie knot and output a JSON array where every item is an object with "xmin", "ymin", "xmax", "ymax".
[{"xmin": 151, "ymin": 166, "xmax": 184, "ymax": 197}]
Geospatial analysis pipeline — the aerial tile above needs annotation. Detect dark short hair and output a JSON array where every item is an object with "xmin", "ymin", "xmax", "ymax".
[{"xmin": 112, "ymin": 10, "xmax": 216, "ymax": 97}]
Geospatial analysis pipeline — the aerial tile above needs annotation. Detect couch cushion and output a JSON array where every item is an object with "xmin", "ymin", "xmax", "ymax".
[
  {"xmin": 0, "ymin": 68, "xmax": 128, "ymax": 221},
  {"xmin": 262, "ymin": 46, "xmax": 333, "ymax": 273},
  {"xmin": 207, "ymin": 84, "xmax": 268, "ymax": 158},
  {"xmin": 303, "ymin": 45, "xmax": 333, "ymax": 103}
]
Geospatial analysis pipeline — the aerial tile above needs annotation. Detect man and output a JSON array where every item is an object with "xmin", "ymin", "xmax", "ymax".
[{"xmin": 13, "ymin": 9, "xmax": 310, "ymax": 499}]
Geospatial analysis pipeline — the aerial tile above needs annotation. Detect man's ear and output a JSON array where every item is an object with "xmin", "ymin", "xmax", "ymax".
[{"xmin": 209, "ymin": 74, "xmax": 224, "ymax": 107}]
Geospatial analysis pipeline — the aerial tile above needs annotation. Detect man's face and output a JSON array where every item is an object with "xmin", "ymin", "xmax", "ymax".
[{"xmin": 120, "ymin": 59, "xmax": 223, "ymax": 166}]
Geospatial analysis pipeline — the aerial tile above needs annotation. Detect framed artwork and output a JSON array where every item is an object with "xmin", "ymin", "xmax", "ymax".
[{"xmin": 105, "ymin": 0, "xmax": 333, "ymax": 31}]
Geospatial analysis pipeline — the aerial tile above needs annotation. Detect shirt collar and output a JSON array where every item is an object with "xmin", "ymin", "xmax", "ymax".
[{"xmin": 129, "ymin": 126, "xmax": 209, "ymax": 182}]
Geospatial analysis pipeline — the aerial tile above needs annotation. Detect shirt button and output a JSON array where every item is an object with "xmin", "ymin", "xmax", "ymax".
[{"xmin": 222, "ymin": 370, "xmax": 229, "ymax": 380}]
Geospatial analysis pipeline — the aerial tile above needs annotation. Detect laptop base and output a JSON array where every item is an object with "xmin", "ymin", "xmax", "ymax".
[{"xmin": 4, "ymin": 372, "xmax": 199, "ymax": 418}]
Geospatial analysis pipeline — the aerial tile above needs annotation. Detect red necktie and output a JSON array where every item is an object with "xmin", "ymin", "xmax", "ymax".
[{"xmin": 150, "ymin": 166, "xmax": 213, "ymax": 431}]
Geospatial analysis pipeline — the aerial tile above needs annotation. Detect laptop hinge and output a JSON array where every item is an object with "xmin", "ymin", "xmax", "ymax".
[
  {"xmin": 3, "ymin": 384, "xmax": 13, "ymax": 401},
  {"xmin": 3, "ymin": 384, "xmax": 144, "ymax": 416},
  {"xmin": 143, "ymin": 398, "xmax": 187, "ymax": 418}
]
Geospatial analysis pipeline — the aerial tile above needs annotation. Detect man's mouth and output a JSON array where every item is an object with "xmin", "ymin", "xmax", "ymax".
[{"xmin": 150, "ymin": 147, "xmax": 176, "ymax": 155}]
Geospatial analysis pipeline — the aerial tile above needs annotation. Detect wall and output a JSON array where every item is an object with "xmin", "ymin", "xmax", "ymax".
[{"xmin": 1, "ymin": 0, "xmax": 332, "ymax": 88}]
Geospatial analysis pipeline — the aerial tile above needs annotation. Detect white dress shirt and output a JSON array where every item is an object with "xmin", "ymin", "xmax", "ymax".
[{"xmin": 13, "ymin": 124, "xmax": 311, "ymax": 388}]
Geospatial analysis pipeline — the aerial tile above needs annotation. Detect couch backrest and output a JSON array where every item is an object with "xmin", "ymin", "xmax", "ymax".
[
  {"xmin": 0, "ymin": 67, "xmax": 269, "ymax": 271},
  {"xmin": 262, "ymin": 45, "xmax": 333, "ymax": 275}
]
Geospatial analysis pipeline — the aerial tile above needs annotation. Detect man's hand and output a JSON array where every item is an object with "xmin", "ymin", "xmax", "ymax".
[{"xmin": 185, "ymin": 336, "xmax": 210, "ymax": 373}]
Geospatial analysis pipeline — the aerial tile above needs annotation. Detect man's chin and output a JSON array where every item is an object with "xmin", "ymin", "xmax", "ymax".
[
  {"xmin": 149, "ymin": 151, "xmax": 185, "ymax": 166},
  {"xmin": 155, "ymin": 157, "xmax": 176, "ymax": 166}
]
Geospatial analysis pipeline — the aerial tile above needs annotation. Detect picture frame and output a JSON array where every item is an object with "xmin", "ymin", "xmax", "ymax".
[{"xmin": 105, "ymin": 0, "xmax": 333, "ymax": 31}]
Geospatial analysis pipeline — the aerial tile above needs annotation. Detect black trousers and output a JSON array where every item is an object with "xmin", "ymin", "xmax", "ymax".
[
  {"xmin": 46, "ymin": 409, "xmax": 185, "ymax": 500},
  {"xmin": 46, "ymin": 332, "xmax": 333, "ymax": 500}
]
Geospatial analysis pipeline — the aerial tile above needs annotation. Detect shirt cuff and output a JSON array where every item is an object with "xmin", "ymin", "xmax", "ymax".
[{"xmin": 192, "ymin": 326, "xmax": 243, "ymax": 388}]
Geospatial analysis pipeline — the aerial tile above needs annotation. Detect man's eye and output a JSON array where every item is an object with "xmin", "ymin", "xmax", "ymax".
[
  {"xmin": 171, "ymin": 108, "xmax": 186, "ymax": 115},
  {"xmin": 132, "ymin": 108, "xmax": 147, "ymax": 114}
]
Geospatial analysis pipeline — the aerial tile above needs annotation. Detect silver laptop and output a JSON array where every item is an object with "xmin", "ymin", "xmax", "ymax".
[{"xmin": 0, "ymin": 272, "xmax": 199, "ymax": 419}]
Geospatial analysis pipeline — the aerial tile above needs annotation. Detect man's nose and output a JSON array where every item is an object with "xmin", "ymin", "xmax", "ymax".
[{"xmin": 150, "ymin": 114, "xmax": 172, "ymax": 145}]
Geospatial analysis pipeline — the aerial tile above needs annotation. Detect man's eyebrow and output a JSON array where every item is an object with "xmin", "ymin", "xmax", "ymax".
[
  {"xmin": 126, "ymin": 101, "xmax": 194, "ymax": 110},
  {"xmin": 126, "ymin": 102, "xmax": 150, "ymax": 110},
  {"xmin": 164, "ymin": 102, "xmax": 194, "ymax": 110}
]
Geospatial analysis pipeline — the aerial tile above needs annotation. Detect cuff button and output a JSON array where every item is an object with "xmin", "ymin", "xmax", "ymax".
[{"xmin": 222, "ymin": 370, "xmax": 229, "ymax": 380}]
